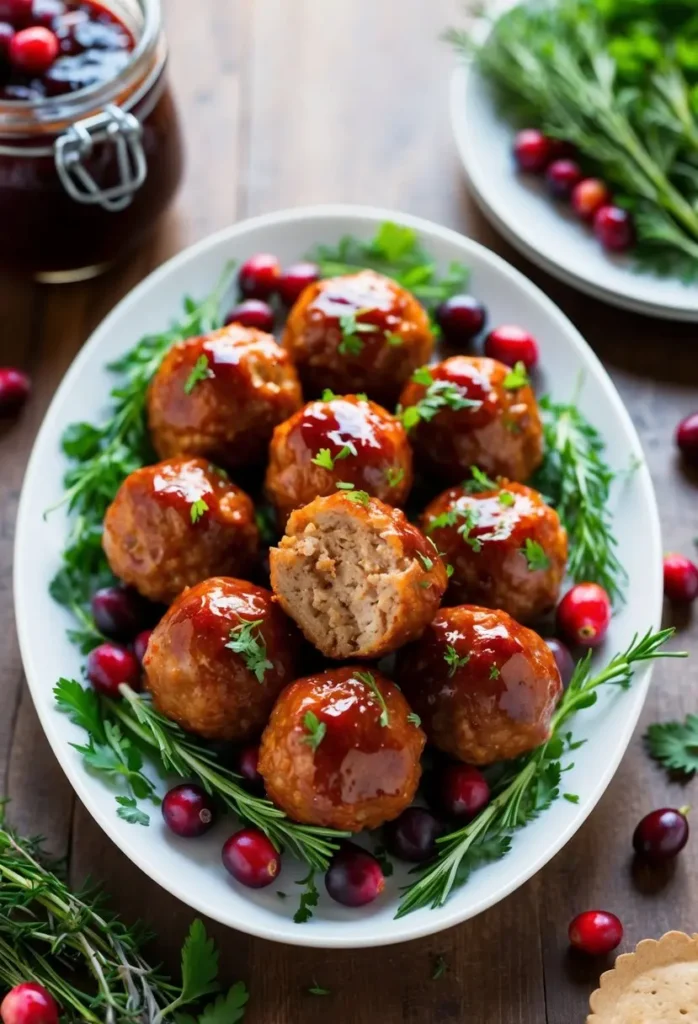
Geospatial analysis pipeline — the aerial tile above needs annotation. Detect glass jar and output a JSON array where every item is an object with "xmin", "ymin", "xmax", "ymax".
[{"xmin": 0, "ymin": 0, "xmax": 183, "ymax": 282}]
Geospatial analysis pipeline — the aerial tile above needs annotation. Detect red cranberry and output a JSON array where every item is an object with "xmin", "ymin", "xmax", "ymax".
[
  {"xmin": 225, "ymin": 298, "xmax": 274, "ymax": 333},
  {"xmin": 0, "ymin": 368, "xmax": 30, "ymax": 416},
  {"xmin": 384, "ymin": 807, "xmax": 442, "ymax": 862},
  {"xmin": 484, "ymin": 325, "xmax": 539, "ymax": 370},
  {"xmin": 676, "ymin": 412, "xmax": 698, "ymax": 467},
  {"xmin": 512, "ymin": 128, "xmax": 552, "ymax": 173},
  {"xmin": 9, "ymin": 25, "xmax": 58, "ymax": 72},
  {"xmin": 238, "ymin": 254, "xmax": 281, "ymax": 300},
  {"xmin": 325, "ymin": 842, "xmax": 385, "ymax": 907},
  {"xmin": 545, "ymin": 159, "xmax": 583, "ymax": 200},
  {"xmin": 236, "ymin": 744, "xmax": 263, "ymax": 790},
  {"xmin": 556, "ymin": 583, "xmax": 611, "ymax": 648},
  {"xmin": 548, "ymin": 138, "xmax": 577, "ymax": 161},
  {"xmin": 162, "ymin": 783, "xmax": 215, "ymax": 838},
  {"xmin": 439, "ymin": 764, "xmax": 490, "ymax": 820},
  {"xmin": 544, "ymin": 637, "xmax": 575, "ymax": 687},
  {"xmin": 0, "ymin": 983, "xmax": 59, "ymax": 1024},
  {"xmin": 436, "ymin": 294, "xmax": 487, "ymax": 346},
  {"xmin": 633, "ymin": 807, "xmax": 689, "ymax": 864},
  {"xmin": 277, "ymin": 262, "xmax": 320, "ymax": 306},
  {"xmin": 571, "ymin": 178, "xmax": 612, "ymax": 222},
  {"xmin": 663, "ymin": 554, "xmax": 698, "ymax": 603},
  {"xmin": 0, "ymin": 0, "xmax": 31, "ymax": 26},
  {"xmin": 593, "ymin": 205, "xmax": 634, "ymax": 252},
  {"xmin": 0, "ymin": 21, "xmax": 14, "ymax": 56},
  {"xmin": 133, "ymin": 629, "xmax": 152, "ymax": 665},
  {"xmin": 31, "ymin": 0, "xmax": 65, "ymax": 27},
  {"xmin": 568, "ymin": 910, "xmax": 623, "ymax": 956},
  {"xmin": 222, "ymin": 828, "xmax": 280, "ymax": 888},
  {"xmin": 86, "ymin": 643, "xmax": 140, "ymax": 698},
  {"xmin": 90, "ymin": 585, "xmax": 147, "ymax": 641}
]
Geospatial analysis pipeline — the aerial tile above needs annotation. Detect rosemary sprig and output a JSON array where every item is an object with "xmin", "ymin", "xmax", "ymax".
[{"xmin": 396, "ymin": 628, "xmax": 685, "ymax": 918}]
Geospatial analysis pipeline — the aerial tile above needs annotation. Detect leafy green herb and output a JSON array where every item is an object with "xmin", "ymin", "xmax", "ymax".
[
  {"xmin": 355, "ymin": 392, "xmax": 368, "ymax": 401},
  {"xmin": 463, "ymin": 466, "xmax": 498, "ymax": 493},
  {"xmin": 338, "ymin": 307, "xmax": 378, "ymax": 355},
  {"xmin": 184, "ymin": 354, "xmax": 214, "ymax": 394},
  {"xmin": 301, "ymin": 711, "xmax": 326, "ymax": 753},
  {"xmin": 400, "ymin": 372, "xmax": 482, "ymax": 431},
  {"xmin": 426, "ymin": 508, "xmax": 463, "ymax": 534},
  {"xmin": 226, "ymin": 617, "xmax": 273, "ymax": 683},
  {"xmin": 489, "ymin": 665, "xmax": 500, "ymax": 680},
  {"xmin": 307, "ymin": 982, "xmax": 330, "ymax": 996},
  {"xmin": 520, "ymin": 538, "xmax": 550, "ymax": 571},
  {"xmin": 457, "ymin": 507, "xmax": 482, "ymax": 552},
  {"xmin": 417, "ymin": 552, "xmax": 434, "ymax": 572},
  {"xmin": 646, "ymin": 714, "xmax": 698, "ymax": 776},
  {"xmin": 385, "ymin": 466, "xmax": 405, "ymax": 487},
  {"xmin": 345, "ymin": 489, "xmax": 370, "ymax": 506},
  {"xmin": 431, "ymin": 955, "xmax": 448, "ymax": 980},
  {"xmin": 311, "ymin": 448, "xmax": 335, "ymax": 470},
  {"xmin": 354, "ymin": 670, "xmax": 390, "ymax": 727},
  {"xmin": 444, "ymin": 645, "xmax": 470, "ymax": 677},
  {"xmin": 385, "ymin": 331, "xmax": 404, "ymax": 347},
  {"xmin": 446, "ymin": 563, "xmax": 454, "ymax": 578},
  {"xmin": 564, "ymin": 793, "xmax": 580, "ymax": 804},
  {"xmin": 503, "ymin": 361, "xmax": 529, "ymax": 390},
  {"xmin": 372, "ymin": 842, "xmax": 395, "ymax": 878},
  {"xmin": 499, "ymin": 491, "xmax": 515, "ymax": 507},
  {"xmin": 294, "ymin": 868, "xmax": 319, "ymax": 924},
  {"xmin": 322, "ymin": 388, "xmax": 337, "ymax": 401},
  {"xmin": 407, "ymin": 712, "xmax": 422, "ymax": 727},
  {"xmin": 190, "ymin": 497, "xmax": 209, "ymax": 524}
]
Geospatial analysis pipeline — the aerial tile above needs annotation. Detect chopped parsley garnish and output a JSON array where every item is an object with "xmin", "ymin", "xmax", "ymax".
[
  {"xmin": 294, "ymin": 868, "xmax": 319, "ymax": 924},
  {"xmin": 503, "ymin": 361, "xmax": 529, "ymax": 390},
  {"xmin": 431, "ymin": 955, "xmax": 448, "ymax": 980},
  {"xmin": 321, "ymin": 388, "xmax": 336, "ymax": 401},
  {"xmin": 563, "ymin": 793, "xmax": 580, "ymax": 804},
  {"xmin": 444, "ymin": 645, "xmax": 470, "ymax": 677},
  {"xmin": 489, "ymin": 664, "xmax": 500, "ymax": 680},
  {"xmin": 646, "ymin": 714, "xmax": 698, "ymax": 777},
  {"xmin": 336, "ymin": 481, "xmax": 355, "ymax": 490},
  {"xmin": 355, "ymin": 392, "xmax": 368, "ymax": 401},
  {"xmin": 385, "ymin": 331, "xmax": 404, "ymax": 347},
  {"xmin": 189, "ymin": 497, "xmax": 209, "ymax": 524},
  {"xmin": 400, "ymin": 369, "xmax": 482, "ymax": 431},
  {"xmin": 355, "ymin": 670, "xmax": 389, "ymax": 727},
  {"xmin": 300, "ymin": 711, "xmax": 326, "ymax": 752},
  {"xmin": 463, "ymin": 466, "xmax": 497, "ymax": 493},
  {"xmin": 419, "ymin": 579, "xmax": 432, "ymax": 589},
  {"xmin": 385, "ymin": 466, "xmax": 405, "ymax": 487},
  {"xmin": 345, "ymin": 489, "xmax": 370, "ymax": 506},
  {"xmin": 457, "ymin": 507, "xmax": 482, "ymax": 551},
  {"xmin": 446, "ymin": 563, "xmax": 454, "ymax": 578},
  {"xmin": 338, "ymin": 306, "xmax": 378, "ymax": 356},
  {"xmin": 307, "ymin": 983, "xmax": 330, "ymax": 996},
  {"xmin": 426, "ymin": 508, "xmax": 462, "ymax": 533},
  {"xmin": 417, "ymin": 552, "xmax": 434, "ymax": 571},
  {"xmin": 226, "ymin": 617, "xmax": 273, "ymax": 683},
  {"xmin": 407, "ymin": 712, "xmax": 422, "ymax": 727},
  {"xmin": 183, "ymin": 353, "xmax": 214, "ymax": 394},
  {"xmin": 311, "ymin": 448, "xmax": 335, "ymax": 470},
  {"xmin": 499, "ymin": 491, "xmax": 515, "ymax": 507},
  {"xmin": 520, "ymin": 538, "xmax": 550, "ymax": 571}
]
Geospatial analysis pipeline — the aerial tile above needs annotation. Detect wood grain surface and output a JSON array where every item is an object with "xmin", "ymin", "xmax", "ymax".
[{"xmin": 2, "ymin": 1, "xmax": 697, "ymax": 1021}]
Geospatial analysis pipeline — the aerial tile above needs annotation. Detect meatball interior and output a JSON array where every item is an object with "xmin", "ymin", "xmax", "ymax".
[
  {"xmin": 398, "ymin": 356, "xmax": 543, "ymax": 483},
  {"xmin": 395, "ymin": 605, "xmax": 562, "ymax": 765},
  {"xmin": 265, "ymin": 393, "xmax": 413, "ymax": 524},
  {"xmin": 422, "ymin": 479, "xmax": 567, "ymax": 622},
  {"xmin": 282, "ymin": 269, "xmax": 433, "ymax": 404},
  {"xmin": 102, "ymin": 456, "xmax": 258, "ymax": 604},
  {"xmin": 269, "ymin": 492, "xmax": 448, "ymax": 660},
  {"xmin": 258, "ymin": 666, "xmax": 425, "ymax": 831},
  {"xmin": 144, "ymin": 577, "xmax": 299, "ymax": 742},
  {"xmin": 147, "ymin": 322, "xmax": 302, "ymax": 468}
]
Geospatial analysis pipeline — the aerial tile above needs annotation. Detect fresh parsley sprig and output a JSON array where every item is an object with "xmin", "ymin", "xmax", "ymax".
[
  {"xmin": 226, "ymin": 617, "xmax": 273, "ymax": 683},
  {"xmin": 354, "ymin": 670, "xmax": 390, "ymax": 727},
  {"xmin": 646, "ymin": 714, "xmax": 698, "ymax": 777},
  {"xmin": 400, "ymin": 368, "xmax": 482, "ymax": 430}
]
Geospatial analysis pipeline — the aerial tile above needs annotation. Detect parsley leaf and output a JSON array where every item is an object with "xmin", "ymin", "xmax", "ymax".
[
  {"xmin": 336, "ymin": 481, "xmax": 355, "ymax": 490},
  {"xmin": 499, "ymin": 491, "xmax": 515, "ymax": 507},
  {"xmin": 345, "ymin": 489, "xmax": 370, "ymax": 506},
  {"xmin": 294, "ymin": 868, "xmax": 319, "ymax": 924},
  {"xmin": 115, "ymin": 796, "xmax": 149, "ymax": 826},
  {"xmin": 196, "ymin": 982, "xmax": 249, "ymax": 1024},
  {"xmin": 520, "ymin": 538, "xmax": 550, "ymax": 571},
  {"xmin": 407, "ymin": 712, "xmax": 422, "ymax": 727},
  {"xmin": 183, "ymin": 354, "xmax": 214, "ymax": 394},
  {"xmin": 308, "ymin": 982, "xmax": 330, "ymax": 996},
  {"xmin": 412, "ymin": 366, "xmax": 434, "ymax": 386},
  {"xmin": 338, "ymin": 307, "xmax": 378, "ymax": 356},
  {"xmin": 503, "ymin": 361, "xmax": 529, "ymax": 390},
  {"xmin": 457, "ymin": 507, "xmax": 482, "ymax": 551},
  {"xmin": 489, "ymin": 664, "xmax": 500, "ymax": 680},
  {"xmin": 385, "ymin": 331, "xmax": 403, "ymax": 347},
  {"xmin": 417, "ymin": 552, "xmax": 434, "ymax": 571},
  {"xmin": 179, "ymin": 919, "xmax": 220, "ymax": 1005},
  {"xmin": 563, "ymin": 793, "xmax": 580, "ymax": 804},
  {"xmin": 385, "ymin": 466, "xmax": 405, "ymax": 487},
  {"xmin": 444, "ymin": 645, "xmax": 470, "ymax": 677},
  {"xmin": 311, "ymin": 448, "xmax": 335, "ymax": 470},
  {"xmin": 226, "ymin": 617, "xmax": 273, "ymax": 683},
  {"xmin": 355, "ymin": 670, "xmax": 389, "ymax": 727},
  {"xmin": 301, "ymin": 711, "xmax": 326, "ymax": 752},
  {"xmin": 401, "ymin": 376, "xmax": 482, "ymax": 431},
  {"xmin": 463, "ymin": 466, "xmax": 498, "ymax": 493},
  {"xmin": 322, "ymin": 388, "xmax": 337, "ymax": 401},
  {"xmin": 646, "ymin": 715, "xmax": 698, "ymax": 776},
  {"xmin": 190, "ymin": 498, "xmax": 209, "ymax": 524}
]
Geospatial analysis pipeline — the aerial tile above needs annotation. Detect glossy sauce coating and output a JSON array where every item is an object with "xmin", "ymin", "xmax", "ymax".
[
  {"xmin": 258, "ymin": 666, "xmax": 425, "ymax": 830},
  {"xmin": 398, "ymin": 356, "xmax": 543, "ymax": 483},
  {"xmin": 395, "ymin": 606, "xmax": 562, "ymax": 765},
  {"xmin": 102, "ymin": 457, "xmax": 258, "ymax": 604},
  {"xmin": 281, "ymin": 270, "xmax": 433, "ymax": 404},
  {"xmin": 147, "ymin": 323, "xmax": 302, "ymax": 468},
  {"xmin": 421, "ymin": 481, "xmax": 567, "ymax": 623},
  {"xmin": 265, "ymin": 394, "xmax": 413, "ymax": 524},
  {"xmin": 144, "ymin": 577, "xmax": 300, "ymax": 741}
]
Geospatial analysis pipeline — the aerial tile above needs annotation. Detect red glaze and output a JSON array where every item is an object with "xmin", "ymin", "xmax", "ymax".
[
  {"xmin": 484, "ymin": 325, "xmax": 539, "ymax": 370},
  {"xmin": 593, "ymin": 206, "xmax": 634, "ymax": 252},
  {"xmin": 277, "ymin": 262, "xmax": 320, "ymax": 306},
  {"xmin": 572, "ymin": 178, "xmax": 611, "ymax": 222},
  {"xmin": 265, "ymin": 394, "xmax": 413, "ymax": 524},
  {"xmin": 395, "ymin": 606, "xmax": 562, "ymax": 765},
  {"xmin": 556, "ymin": 583, "xmax": 611, "ymax": 647},
  {"xmin": 0, "ymin": 367, "xmax": 30, "ymax": 415},
  {"xmin": 144, "ymin": 577, "xmax": 300, "ymax": 741},
  {"xmin": 438, "ymin": 764, "xmax": 490, "ymax": 820},
  {"xmin": 258, "ymin": 666, "xmax": 425, "ymax": 831},
  {"xmin": 633, "ymin": 808, "xmax": 690, "ymax": 863},
  {"xmin": 147, "ymin": 323, "xmax": 302, "ymax": 469},
  {"xmin": 224, "ymin": 299, "xmax": 274, "ymax": 333},
  {"xmin": 663, "ymin": 553, "xmax": 698, "ymax": 603},
  {"xmin": 222, "ymin": 828, "xmax": 280, "ymax": 888},
  {"xmin": 399, "ymin": 356, "xmax": 543, "ymax": 484},
  {"xmin": 545, "ymin": 159, "xmax": 583, "ymax": 199},
  {"xmin": 0, "ymin": 983, "xmax": 59, "ymax": 1024},
  {"xmin": 568, "ymin": 911, "xmax": 623, "ymax": 956},
  {"xmin": 9, "ymin": 25, "xmax": 58, "ymax": 72},
  {"xmin": 238, "ymin": 254, "xmax": 281, "ymax": 300},
  {"xmin": 86, "ymin": 642, "xmax": 140, "ymax": 697},
  {"xmin": 676, "ymin": 412, "xmax": 698, "ymax": 466},
  {"xmin": 421, "ymin": 481, "xmax": 567, "ymax": 623},
  {"xmin": 162, "ymin": 783, "xmax": 216, "ymax": 838},
  {"xmin": 513, "ymin": 128, "xmax": 552, "ymax": 173},
  {"xmin": 325, "ymin": 842, "xmax": 385, "ymax": 907},
  {"xmin": 436, "ymin": 294, "xmax": 487, "ymax": 346},
  {"xmin": 282, "ymin": 269, "xmax": 434, "ymax": 405},
  {"xmin": 102, "ymin": 457, "xmax": 259, "ymax": 604}
]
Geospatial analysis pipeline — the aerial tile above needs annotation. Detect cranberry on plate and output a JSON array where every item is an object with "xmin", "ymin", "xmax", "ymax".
[
  {"xmin": 238, "ymin": 254, "xmax": 281, "ymax": 300},
  {"xmin": 133, "ymin": 629, "xmax": 153, "ymax": 665},
  {"xmin": 438, "ymin": 764, "xmax": 490, "ymax": 821},
  {"xmin": 513, "ymin": 128, "xmax": 552, "ymax": 173},
  {"xmin": 569, "ymin": 910, "xmax": 623, "ymax": 956},
  {"xmin": 225, "ymin": 299, "xmax": 275, "ymax": 333},
  {"xmin": 90, "ymin": 585, "xmax": 149, "ymax": 641},
  {"xmin": 222, "ymin": 828, "xmax": 280, "ymax": 888},
  {"xmin": 86, "ymin": 642, "xmax": 141, "ymax": 698},
  {"xmin": 676, "ymin": 412, "xmax": 698, "ymax": 467},
  {"xmin": 571, "ymin": 178, "xmax": 611, "ymax": 222},
  {"xmin": 0, "ymin": 368, "xmax": 30, "ymax": 416},
  {"xmin": 593, "ymin": 206, "xmax": 634, "ymax": 253},
  {"xmin": 545, "ymin": 159, "xmax": 583, "ymax": 200},
  {"xmin": 384, "ymin": 807, "xmax": 442, "ymax": 863},
  {"xmin": 277, "ymin": 262, "xmax": 320, "ymax": 306},
  {"xmin": 633, "ymin": 807, "xmax": 689, "ymax": 864},
  {"xmin": 436, "ymin": 294, "xmax": 487, "ymax": 346},
  {"xmin": 325, "ymin": 842, "xmax": 385, "ymax": 907},
  {"xmin": 663, "ymin": 554, "xmax": 698, "ymax": 604},
  {"xmin": 0, "ymin": 982, "xmax": 59, "ymax": 1024},
  {"xmin": 236, "ymin": 743, "xmax": 263, "ymax": 791},
  {"xmin": 556, "ymin": 583, "xmax": 611, "ymax": 648},
  {"xmin": 162, "ymin": 783, "xmax": 216, "ymax": 838},
  {"xmin": 543, "ymin": 637, "xmax": 575, "ymax": 687},
  {"xmin": 484, "ymin": 325, "xmax": 539, "ymax": 370}
]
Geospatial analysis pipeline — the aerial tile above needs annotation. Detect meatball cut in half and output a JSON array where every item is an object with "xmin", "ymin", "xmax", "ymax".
[
  {"xmin": 103, "ymin": 457, "xmax": 258, "ymax": 605},
  {"xmin": 147, "ymin": 322, "xmax": 302, "ymax": 469},
  {"xmin": 269, "ymin": 492, "xmax": 448, "ymax": 659},
  {"xmin": 422, "ymin": 478, "xmax": 567, "ymax": 623},
  {"xmin": 144, "ymin": 577, "xmax": 300, "ymax": 742},
  {"xmin": 258, "ymin": 666, "xmax": 425, "ymax": 831},
  {"xmin": 398, "ymin": 356, "xmax": 543, "ymax": 483},
  {"xmin": 395, "ymin": 606, "xmax": 562, "ymax": 765},
  {"xmin": 282, "ymin": 269, "xmax": 433, "ymax": 405},
  {"xmin": 265, "ymin": 393, "xmax": 413, "ymax": 525}
]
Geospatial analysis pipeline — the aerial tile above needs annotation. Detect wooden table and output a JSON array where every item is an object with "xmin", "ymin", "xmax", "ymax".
[{"xmin": 2, "ymin": 2, "xmax": 697, "ymax": 1020}]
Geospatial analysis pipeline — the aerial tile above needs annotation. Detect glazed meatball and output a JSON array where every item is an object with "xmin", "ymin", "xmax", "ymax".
[
  {"xmin": 103, "ymin": 457, "xmax": 258, "ymax": 604},
  {"xmin": 143, "ymin": 577, "xmax": 300, "ymax": 741},
  {"xmin": 147, "ymin": 323, "xmax": 302, "ymax": 468},
  {"xmin": 265, "ymin": 393, "xmax": 413, "ymax": 525},
  {"xmin": 282, "ymin": 269, "xmax": 433, "ymax": 404},
  {"xmin": 258, "ymin": 666, "xmax": 425, "ymax": 831},
  {"xmin": 398, "ymin": 356, "xmax": 543, "ymax": 483},
  {"xmin": 395, "ymin": 606, "xmax": 562, "ymax": 765},
  {"xmin": 269, "ymin": 492, "xmax": 447, "ymax": 660},
  {"xmin": 421, "ymin": 480, "xmax": 567, "ymax": 623}
]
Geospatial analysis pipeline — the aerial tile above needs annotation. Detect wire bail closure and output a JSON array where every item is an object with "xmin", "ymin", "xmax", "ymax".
[{"xmin": 54, "ymin": 104, "xmax": 147, "ymax": 212}]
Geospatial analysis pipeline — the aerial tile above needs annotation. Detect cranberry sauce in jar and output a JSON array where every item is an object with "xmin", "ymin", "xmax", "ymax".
[{"xmin": 0, "ymin": 0, "xmax": 183, "ymax": 280}]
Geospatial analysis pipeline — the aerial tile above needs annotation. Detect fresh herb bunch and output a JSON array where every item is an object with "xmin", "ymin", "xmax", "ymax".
[
  {"xmin": 55, "ymin": 679, "xmax": 348, "ymax": 871},
  {"xmin": 397, "ymin": 628, "xmax": 685, "ymax": 917},
  {"xmin": 448, "ymin": 0, "xmax": 698, "ymax": 278},
  {"xmin": 0, "ymin": 821, "xmax": 247, "ymax": 1022}
]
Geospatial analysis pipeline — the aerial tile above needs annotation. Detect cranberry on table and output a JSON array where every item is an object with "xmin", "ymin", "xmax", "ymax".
[
  {"xmin": 325, "ymin": 842, "xmax": 385, "ymax": 907},
  {"xmin": 545, "ymin": 159, "xmax": 583, "ymax": 200},
  {"xmin": 676, "ymin": 412, "xmax": 698, "ymax": 467},
  {"xmin": 384, "ymin": 807, "xmax": 442, "ymax": 863},
  {"xmin": 633, "ymin": 807, "xmax": 689, "ymax": 864},
  {"xmin": 569, "ymin": 910, "xmax": 623, "ymax": 956},
  {"xmin": 0, "ymin": 368, "xmax": 30, "ymax": 416},
  {"xmin": 236, "ymin": 743, "xmax": 263, "ymax": 790},
  {"xmin": 86, "ymin": 642, "xmax": 140, "ymax": 698},
  {"xmin": 277, "ymin": 262, "xmax": 320, "ymax": 306},
  {"xmin": 222, "ymin": 828, "xmax": 280, "ymax": 889},
  {"xmin": 439, "ymin": 764, "xmax": 490, "ymax": 821},
  {"xmin": 162, "ymin": 783, "xmax": 215, "ymax": 838},
  {"xmin": 224, "ymin": 298, "xmax": 275, "ymax": 334},
  {"xmin": 571, "ymin": 178, "xmax": 612, "ymax": 222},
  {"xmin": 0, "ymin": 982, "xmax": 59, "ymax": 1024},
  {"xmin": 593, "ymin": 205, "xmax": 634, "ymax": 253},
  {"xmin": 484, "ymin": 325, "xmax": 539, "ymax": 370},
  {"xmin": 512, "ymin": 128, "xmax": 552, "ymax": 173},
  {"xmin": 90, "ymin": 585, "xmax": 148, "ymax": 641},
  {"xmin": 9, "ymin": 25, "xmax": 58, "ymax": 72},
  {"xmin": 543, "ymin": 637, "xmax": 575, "ymax": 687},
  {"xmin": 663, "ymin": 554, "xmax": 698, "ymax": 603},
  {"xmin": 238, "ymin": 254, "xmax": 281, "ymax": 300},
  {"xmin": 436, "ymin": 294, "xmax": 487, "ymax": 346},
  {"xmin": 556, "ymin": 582, "xmax": 611, "ymax": 648},
  {"xmin": 133, "ymin": 629, "xmax": 153, "ymax": 665}
]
